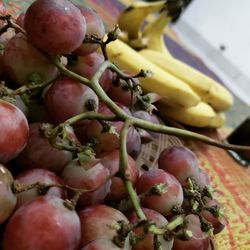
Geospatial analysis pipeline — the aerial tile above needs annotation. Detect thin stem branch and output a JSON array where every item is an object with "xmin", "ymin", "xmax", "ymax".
[
  {"xmin": 53, "ymin": 56, "xmax": 90, "ymax": 86},
  {"xmin": 132, "ymin": 117, "xmax": 250, "ymax": 151},
  {"xmin": 120, "ymin": 120, "xmax": 146, "ymax": 220},
  {"xmin": 64, "ymin": 111, "xmax": 118, "ymax": 125},
  {"xmin": 53, "ymin": 57, "xmax": 250, "ymax": 152}
]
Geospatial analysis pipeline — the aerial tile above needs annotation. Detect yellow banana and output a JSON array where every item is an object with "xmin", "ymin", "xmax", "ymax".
[
  {"xmin": 157, "ymin": 101, "xmax": 225, "ymax": 128},
  {"xmin": 209, "ymin": 112, "xmax": 226, "ymax": 128},
  {"xmin": 118, "ymin": 0, "xmax": 166, "ymax": 40},
  {"xmin": 140, "ymin": 49, "xmax": 233, "ymax": 111},
  {"xmin": 106, "ymin": 38, "xmax": 200, "ymax": 108},
  {"xmin": 136, "ymin": 11, "xmax": 172, "ymax": 56}
]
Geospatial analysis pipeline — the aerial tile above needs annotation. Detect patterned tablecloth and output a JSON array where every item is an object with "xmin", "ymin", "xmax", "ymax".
[{"xmin": 1, "ymin": 0, "xmax": 250, "ymax": 249}]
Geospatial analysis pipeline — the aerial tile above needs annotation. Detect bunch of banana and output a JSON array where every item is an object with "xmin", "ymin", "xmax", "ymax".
[{"xmin": 107, "ymin": 0, "xmax": 233, "ymax": 128}]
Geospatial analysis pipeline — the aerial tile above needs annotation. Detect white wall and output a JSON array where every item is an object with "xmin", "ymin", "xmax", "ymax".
[{"xmin": 172, "ymin": 0, "xmax": 250, "ymax": 105}]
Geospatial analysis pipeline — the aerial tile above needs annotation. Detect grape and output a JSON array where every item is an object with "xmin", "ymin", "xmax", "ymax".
[
  {"xmin": 3, "ymin": 196, "xmax": 81, "ymax": 250},
  {"xmin": 44, "ymin": 76, "xmax": 99, "ymax": 124},
  {"xmin": 100, "ymin": 150, "xmax": 139, "ymax": 202},
  {"xmin": 136, "ymin": 169, "xmax": 184, "ymax": 216},
  {"xmin": 127, "ymin": 127, "xmax": 142, "ymax": 159},
  {"xmin": 0, "ymin": 99, "xmax": 29, "ymax": 164},
  {"xmin": 13, "ymin": 95, "xmax": 28, "ymax": 116},
  {"xmin": 15, "ymin": 123, "xmax": 74, "ymax": 174},
  {"xmin": 0, "ymin": 54, "xmax": 3, "ymax": 79},
  {"xmin": 81, "ymin": 238, "xmax": 130, "ymax": 250},
  {"xmin": 201, "ymin": 198, "xmax": 226, "ymax": 234},
  {"xmin": 0, "ymin": 164, "xmax": 16, "ymax": 224},
  {"xmin": 133, "ymin": 111, "xmax": 161, "ymax": 143},
  {"xmin": 78, "ymin": 204, "xmax": 129, "ymax": 247},
  {"xmin": 16, "ymin": 12, "xmax": 25, "ymax": 28},
  {"xmin": 61, "ymin": 158, "xmax": 111, "ymax": 208},
  {"xmin": 173, "ymin": 214, "xmax": 210, "ymax": 250},
  {"xmin": 24, "ymin": 0, "xmax": 86, "ymax": 55},
  {"xmin": 158, "ymin": 146, "xmax": 200, "ymax": 186},
  {"xmin": 107, "ymin": 73, "xmax": 137, "ymax": 107},
  {"xmin": 86, "ymin": 104, "xmax": 124, "ymax": 152},
  {"xmin": 68, "ymin": 52, "xmax": 113, "ymax": 91},
  {"xmin": 74, "ymin": 5, "xmax": 106, "ymax": 56},
  {"xmin": 27, "ymin": 98, "xmax": 51, "ymax": 123},
  {"xmin": 195, "ymin": 168, "xmax": 210, "ymax": 189},
  {"xmin": 15, "ymin": 168, "xmax": 65, "ymax": 209},
  {"xmin": 3, "ymin": 33, "xmax": 59, "ymax": 85},
  {"xmin": 127, "ymin": 208, "xmax": 174, "ymax": 250}
]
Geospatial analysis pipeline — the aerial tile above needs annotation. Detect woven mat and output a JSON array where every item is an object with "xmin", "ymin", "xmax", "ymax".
[{"xmin": 1, "ymin": 1, "xmax": 250, "ymax": 249}]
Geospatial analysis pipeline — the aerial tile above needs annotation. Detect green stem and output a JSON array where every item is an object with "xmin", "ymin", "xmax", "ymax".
[
  {"xmin": 91, "ymin": 60, "xmax": 130, "ymax": 119},
  {"xmin": 53, "ymin": 56, "xmax": 90, "ymax": 86},
  {"xmin": 120, "ymin": 120, "xmax": 146, "ymax": 220},
  {"xmin": 53, "ymin": 58, "xmax": 250, "ymax": 152},
  {"xmin": 132, "ymin": 117, "xmax": 250, "ymax": 151},
  {"xmin": 13, "ymin": 76, "xmax": 58, "ymax": 96},
  {"xmin": 64, "ymin": 111, "xmax": 117, "ymax": 125}
]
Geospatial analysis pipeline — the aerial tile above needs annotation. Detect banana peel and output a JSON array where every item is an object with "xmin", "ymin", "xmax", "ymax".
[{"xmin": 106, "ymin": 38, "xmax": 200, "ymax": 108}]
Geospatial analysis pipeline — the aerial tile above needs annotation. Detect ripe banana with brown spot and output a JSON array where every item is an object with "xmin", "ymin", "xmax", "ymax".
[
  {"xmin": 106, "ymin": 38, "xmax": 200, "ymax": 108},
  {"xmin": 157, "ymin": 101, "xmax": 226, "ymax": 128}
]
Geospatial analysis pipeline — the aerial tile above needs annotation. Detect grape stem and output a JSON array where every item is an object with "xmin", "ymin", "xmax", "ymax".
[
  {"xmin": 119, "ymin": 119, "xmax": 146, "ymax": 220},
  {"xmin": 0, "ymin": 14, "xmax": 26, "ymax": 34},
  {"xmin": 53, "ymin": 57, "xmax": 250, "ymax": 152}
]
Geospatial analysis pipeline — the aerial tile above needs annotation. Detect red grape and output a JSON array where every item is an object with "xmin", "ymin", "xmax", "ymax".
[
  {"xmin": 100, "ymin": 150, "xmax": 139, "ymax": 202},
  {"xmin": 158, "ymin": 146, "xmax": 200, "ymax": 186},
  {"xmin": 24, "ymin": 0, "xmax": 87, "ymax": 55},
  {"xmin": 15, "ymin": 168, "xmax": 65, "ymax": 209},
  {"xmin": 61, "ymin": 158, "xmax": 111, "ymax": 207},
  {"xmin": 107, "ymin": 75, "xmax": 137, "ymax": 107},
  {"xmin": 133, "ymin": 111, "xmax": 161, "ymax": 143},
  {"xmin": 3, "ymin": 33, "xmax": 59, "ymax": 85},
  {"xmin": 81, "ymin": 238, "xmax": 130, "ymax": 250},
  {"xmin": 44, "ymin": 76, "xmax": 99, "ymax": 124},
  {"xmin": 16, "ymin": 12, "xmax": 25, "ymax": 28},
  {"xmin": 173, "ymin": 214, "xmax": 210, "ymax": 250},
  {"xmin": 136, "ymin": 169, "xmax": 184, "ymax": 216},
  {"xmin": 0, "ymin": 164, "xmax": 16, "ymax": 224},
  {"xmin": 201, "ymin": 198, "xmax": 226, "ymax": 234},
  {"xmin": 74, "ymin": 5, "xmax": 106, "ymax": 55},
  {"xmin": 15, "ymin": 123, "xmax": 73, "ymax": 174},
  {"xmin": 68, "ymin": 52, "xmax": 113, "ymax": 91},
  {"xmin": 0, "ymin": 99, "xmax": 29, "ymax": 164},
  {"xmin": 86, "ymin": 104, "xmax": 124, "ymax": 152},
  {"xmin": 126, "ymin": 127, "xmax": 142, "ymax": 159},
  {"xmin": 127, "ymin": 208, "xmax": 174, "ymax": 250},
  {"xmin": 3, "ymin": 196, "xmax": 81, "ymax": 250},
  {"xmin": 78, "ymin": 204, "xmax": 129, "ymax": 247}
]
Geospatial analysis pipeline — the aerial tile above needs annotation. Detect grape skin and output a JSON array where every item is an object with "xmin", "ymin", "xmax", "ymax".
[
  {"xmin": 127, "ymin": 208, "xmax": 174, "ymax": 250},
  {"xmin": 3, "ymin": 196, "xmax": 81, "ymax": 250},
  {"xmin": 24, "ymin": 0, "xmax": 87, "ymax": 55},
  {"xmin": 0, "ymin": 100, "xmax": 29, "ymax": 164},
  {"xmin": 79, "ymin": 204, "xmax": 130, "ymax": 247},
  {"xmin": 0, "ymin": 164, "xmax": 17, "ymax": 224},
  {"xmin": 3, "ymin": 33, "xmax": 59, "ymax": 85},
  {"xmin": 74, "ymin": 5, "xmax": 106, "ymax": 56},
  {"xmin": 15, "ymin": 168, "xmax": 65, "ymax": 209},
  {"xmin": 44, "ymin": 77, "xmax": 99, "ymax": 124},
  {"xmin": 15, "ymin": 123, "xmax": 73, "ymax": 174},
  {"xmin": 136, "ymin": 169, "xmax": 184, "ymax": 216}
]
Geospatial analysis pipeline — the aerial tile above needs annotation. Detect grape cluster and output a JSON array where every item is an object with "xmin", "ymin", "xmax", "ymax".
[{"xmin": 0, "ymin": 0, "xmax": 227, "ymax": 249}]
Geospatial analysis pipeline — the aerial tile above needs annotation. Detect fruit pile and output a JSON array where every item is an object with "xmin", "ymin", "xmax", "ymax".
[{"xmin": 0, "ymin": 0, "xmax": 249, "ymax": 249}]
